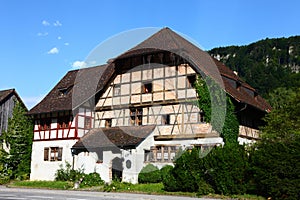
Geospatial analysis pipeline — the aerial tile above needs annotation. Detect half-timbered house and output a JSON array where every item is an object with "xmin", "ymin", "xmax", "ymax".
[{"xmin": 28, "ymin": 28, "xmax": 271, "ymax": 183}]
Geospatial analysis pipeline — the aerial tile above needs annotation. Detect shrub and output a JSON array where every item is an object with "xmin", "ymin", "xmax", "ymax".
[
  {"xmin": 197, "ymin": 179, "xmax": 215, "ymax": 196},
  {"xmin": 55, "ymin": 161, "xmax": 104, "ymax": 188},
  {"xmin": 81, "ymin": 172, "xmax": 104, "ymax": 187},
  {"xmin": 138, "ymin": 164, "xmax": 161, "ymax": 183},
  {"xmin": 162, "ymin": 145, "xmax": 250, "ymax": 195},
  {"xmin": 103, "ymin": 179, "xmax": 132, "ymax": 192},
  {"xmin": 203, "ymin": 143, "xmax": 249, "ymax": 195},
  {"xmin": 165, "ymin": 149, "xmax": 203, "ymax": 192},
  {"xmin": 0, "ymin": 176, "xmax": 10, "ymax": 185},
  {"xmin": 160, "ymin": 165, "xmax": 173, "ymax": 181}
]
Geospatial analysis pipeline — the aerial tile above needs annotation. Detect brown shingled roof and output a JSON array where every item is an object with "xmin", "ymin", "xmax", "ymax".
[
  {"xmin": 28, "ymin": 65, "xmax": 109, "ymax": 115},
  {"xmin": 0, "ymin": 88, "xmax": 27, "ymax": 110},
  {"xmin": 115, "ymin": 27, "xmax": 271, "ymax": 112},
  {"xmin": 72, "ymin": 125, "xmax": 155, "ymax": 149},
  {"xmin": 0, "ymin": 89, "xmax": 15, "ymax": 103},
  {"xmin": 28, "ymin": 27, "xmax": 271, "ymax": 115}
]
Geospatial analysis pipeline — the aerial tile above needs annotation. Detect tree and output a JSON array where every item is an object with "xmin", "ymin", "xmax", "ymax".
[
  {"xmin": 0, "ymin": 101, "xmax": 33, "ymax": 180},
  {"xmin": 250, "ymin": 88, "xmax": 300, "ymax": 199}
]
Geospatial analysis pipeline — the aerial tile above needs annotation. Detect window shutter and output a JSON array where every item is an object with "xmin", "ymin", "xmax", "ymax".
[{"xmin": 44, "ymin": 147, "xmax": 49, "ymax": 161}]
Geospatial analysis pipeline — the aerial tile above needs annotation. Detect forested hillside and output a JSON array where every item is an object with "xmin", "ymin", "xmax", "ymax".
[{"xmin": 209, "ymin": 36, "xmax": 300, "ymax": 97}]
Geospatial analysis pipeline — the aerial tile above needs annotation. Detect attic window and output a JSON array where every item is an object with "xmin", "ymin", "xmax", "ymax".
[
  {"xmin": 58, "ymin": 86, "xmax": 72, "ymax": 97},
  {"xmin": 142, "ymin": 82, "xmax": 152, "ymax": 94}
]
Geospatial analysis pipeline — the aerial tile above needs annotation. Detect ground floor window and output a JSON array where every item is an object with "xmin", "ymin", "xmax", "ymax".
[
  {"xmin": 44, "ymin": 147, "xmax": 63, "ymax": 161},
  {"xmin": 144, "ymin": 145, "xmax": 179, "ymax": 162}
]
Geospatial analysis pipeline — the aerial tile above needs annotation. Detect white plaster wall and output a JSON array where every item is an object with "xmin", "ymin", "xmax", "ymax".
[
  {"xmin": 122, "ymin": 134, "xmax": 155, "ymax": 184},
  {"xmin": 30, "ymin": 139, "xmax": 78, "ymax": 181},
  {"xmin": 75, "ymin": 150, "xmax": 122, "ymax": 183}
]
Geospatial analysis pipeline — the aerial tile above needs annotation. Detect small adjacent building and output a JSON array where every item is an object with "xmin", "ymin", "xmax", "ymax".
[
  {"xmin": 28, "ymin": 28, "xmax": 271, "ymax": 183},
  {"xmin": 0, "ymin": 89, "xmax": 26, "ymax": 151}
]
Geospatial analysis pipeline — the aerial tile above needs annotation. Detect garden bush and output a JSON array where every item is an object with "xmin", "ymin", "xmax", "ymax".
[
  {"xmin": 162, "ymin": 144, "xmax": 250, "ymax": 195},
  {"xmin": 55, "ymin": 161, "xmax": 104, "ymax": 188},
  {"xmin": 165, "ymin": 149, "xmax": 203, "ymax": 192},
  {"xmin": 203, "ymin": 143, "xmax": 250, "ymax": 195},
  {"xmin": 81, "ymin": 172, "xmax": 104, "ymax": 187},
  {"xmin": 138, "ymin": 164, "xmax": 161, "ymax": 183},
  {"xmin": 160, "ymin": 165, "xmax": 173, "ymax": 181}
]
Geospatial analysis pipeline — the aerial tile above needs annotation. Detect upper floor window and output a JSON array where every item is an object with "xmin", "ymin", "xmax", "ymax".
[
  {"xmin": 187, "ymin": 74, "xmax": 196, "ymax": 88},
  {"xmin": 40, "ymin": 118, "xmax": 51, "ymax": 131},
  {"xmin": 105, "ymin": 119, "xmax": 112, "ymax": 127},
  {"xmin": 161, "ymin": 114, "xmax": 170, "ymax": 125},
  {"xmin": 58, "ymin": 116, "xmax": 71, "ymax": 129},
  {"xmin": 114, "ymin": 84, "xmax": 121, "ymax": 96},
  {"xmin": 142, "ymin": 82, "xmax": 152, "ymax": 94},
  {"xmin": 84, "ymin": 117, "xmax": 92, "ymax": 129},
  {"xmin": 199, "ymin": 110, "xmax": 205, "ymax": 123},
  {"xmin": 130, "ymin": 108, "xmax": 143, "ymax": 126}
]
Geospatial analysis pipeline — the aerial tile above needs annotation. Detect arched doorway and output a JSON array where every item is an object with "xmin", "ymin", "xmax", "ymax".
[{"xmin": 111, "ymin": 157, "xmax": 123, "ymax": 181}]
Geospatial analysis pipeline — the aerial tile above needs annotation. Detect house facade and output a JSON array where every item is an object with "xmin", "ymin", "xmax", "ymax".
[{"xmin": 28, "ymin": 28, "xmax": 271, "ymax": 183}]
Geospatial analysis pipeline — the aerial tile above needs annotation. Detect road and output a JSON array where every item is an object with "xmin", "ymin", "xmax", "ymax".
[{"xmin": 0, "ymin": 186, "xmax": 219, "ymax": 200}]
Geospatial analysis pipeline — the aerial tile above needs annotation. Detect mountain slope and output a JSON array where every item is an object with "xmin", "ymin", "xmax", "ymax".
[{"xmin": 208, "ymin": 36, "xmax": 300, "ymax": 96}]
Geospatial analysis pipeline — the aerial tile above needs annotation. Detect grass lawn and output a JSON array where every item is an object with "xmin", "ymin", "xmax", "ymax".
[
  {"xmin": 9, "ymin": 180, "xmax": 72, "ymax": 190},
  {"xmin": 8, "ymin": 181, "xmax": 265, "ymax": 199}
]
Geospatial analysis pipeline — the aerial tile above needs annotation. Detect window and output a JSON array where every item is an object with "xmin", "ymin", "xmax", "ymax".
[
  {"xmin": 44, "ymin": 147, "xmax": 62, "ymax": 161},
  {"xmin": 105, "ymin": 119, "xmax": 112, "ymax": 127},
  {"xmin": 40, "ymin": 118, "xmax": 51, "ymax": 131},
  {"xmin": 130, "ymin": 108, "xmax": 143, "ymax": 126},
  {"xmin": 199, "ymin": 110, "xmax": 205, "ymax": 123},
  {"xmin": 145, "ymin": 146, "xmax": 179, "ymax": 162},
  {"xmin": 142, "ymin": 82, "xmax": 152, "ymax": 93},
  {"xmin": 187, "ymin": 74, "xmax": 196, "ymax": 88},
  {"xmin": 84, "ymin": 117, "xmax": 92, "ymax": 129},
  {"xmin": 161, "ymin": 114, "xmax": 170, "ymax": 125},
  {"xmin": 58, "ymin": 85, "xmax": 73, "ymax": 97},
  {"xmin": 58, "ymin": 116, "xmax": 71, "ymax": 129},
  {"xmin": 114, "ymin": 84, "xmax": 121, "ymax": 96}
]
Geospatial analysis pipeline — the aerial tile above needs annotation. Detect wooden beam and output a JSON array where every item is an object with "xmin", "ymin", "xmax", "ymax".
[{"xmin": 154, "ymin": 132, "xmax": 219, "ymax": 140}]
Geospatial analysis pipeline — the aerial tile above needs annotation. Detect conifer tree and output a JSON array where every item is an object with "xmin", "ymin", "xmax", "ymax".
[{"xmin": 0, "ymin": 101, "xmax": 33, "ymax": 180}]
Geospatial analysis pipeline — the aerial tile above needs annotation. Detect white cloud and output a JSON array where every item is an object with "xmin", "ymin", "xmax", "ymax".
[
  {"xmin": 53, "ymin": 20, "xmax": 62, "ymax": 27},
  {"xmin": 58, "ymin": 36, "xmax": 62, "ymax": 40},
  {"xmin": 72, "ymin": 61, "xmax": 87, "ymax": 69},
  {"xmin": 64, "ymin": 42, "xmax": 69, "ymax": 46},
  {"xmin": 37, "ymin": 32, "xmax": 48, "ymax": 37},
  {"xmin": 42, "ymin": 20, "xmax": 50, "ymax": 26},
  {"xmin": 47, "ymin": 47, "xmax": 59, "ymax": 54}
]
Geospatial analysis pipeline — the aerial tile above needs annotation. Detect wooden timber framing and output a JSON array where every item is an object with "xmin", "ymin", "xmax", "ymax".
[{"xmin": 94, "ymin": 51, "xmax": 208, "ymax": 136}]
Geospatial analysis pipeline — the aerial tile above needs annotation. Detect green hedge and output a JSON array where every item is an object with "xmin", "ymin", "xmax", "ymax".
[{"xmin": 138, "ymin": 164, "xmax": 161, "ymax": 183}]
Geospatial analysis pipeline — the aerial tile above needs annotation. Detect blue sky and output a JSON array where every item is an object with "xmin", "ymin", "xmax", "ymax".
[{"xmin": 1, "ymin": 0, "xmax": 299, "ymax": 109}]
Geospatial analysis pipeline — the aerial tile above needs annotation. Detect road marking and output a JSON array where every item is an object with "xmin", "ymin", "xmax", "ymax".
[
  {"xmin": 66, "ymin": 198, "xmax": 88, "ymax": 200},
  {"xmin": 26, "ymin": 196, "xmax": 54, "ymax": 199}
]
